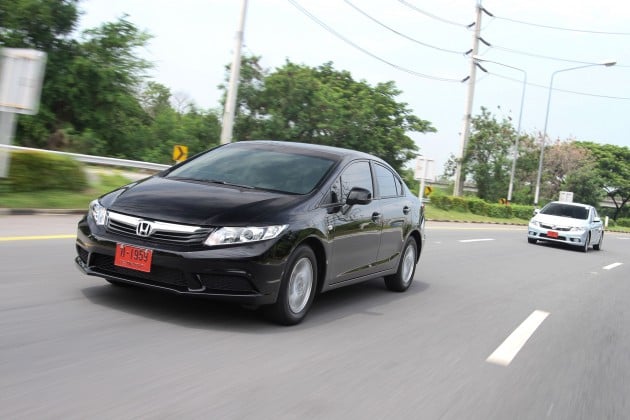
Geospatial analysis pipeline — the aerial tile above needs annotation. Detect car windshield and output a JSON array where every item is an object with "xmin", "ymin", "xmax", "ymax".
[
  {"xmin": 540, "ymin": 203, "xmax": 588, "ymax": 220},
  {"xmin": 165, "ymin": 145, "xmax": 336, "ymax": 194}
]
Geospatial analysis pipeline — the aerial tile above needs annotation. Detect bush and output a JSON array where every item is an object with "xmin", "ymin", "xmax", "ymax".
[
  {"xmin": 8, "ymin": 151, "xmax": 87, "ymax": 192},
  {"xmin": 616, "ymin": 218, "xmax": 630, "ymax": 228},
  {"xmin": 467, "ymin": 197, "xmax": 490, "ymax": 216}
]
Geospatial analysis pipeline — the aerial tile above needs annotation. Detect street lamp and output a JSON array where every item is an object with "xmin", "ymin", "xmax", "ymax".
[
  {"xmin": 533, "ymin": 61, "xmax": 616, "ymax": 206},
  {"xmin": 473, "ymin": 56, "xmax": 526, "ymax": 204}
]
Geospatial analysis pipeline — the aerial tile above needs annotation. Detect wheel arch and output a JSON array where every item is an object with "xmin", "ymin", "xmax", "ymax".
[{"xmin": 298, "ymin": 236, "xmax": 327, "ymax": 295}]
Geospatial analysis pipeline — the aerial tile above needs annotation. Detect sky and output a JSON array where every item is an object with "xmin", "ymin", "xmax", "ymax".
[{"xmin": 78, "ymin": 0, "xmax": 630, "ymax": 178}]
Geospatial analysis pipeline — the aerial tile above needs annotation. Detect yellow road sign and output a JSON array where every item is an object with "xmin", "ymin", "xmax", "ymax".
[
  {"xmin": 424, "ymin": 186, "xmax": 433, "ymax": 196},
  {"xmin": 173, "ymin": 145, "xmax": 188, "ymax": 162}
]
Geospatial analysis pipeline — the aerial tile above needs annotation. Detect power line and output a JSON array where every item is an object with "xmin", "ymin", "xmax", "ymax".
[
  {"xmin": 396, "ymin": 0, "xmax": 471, "ymax": 28},
  {"xmin": 344, "ymin": 0, "xmax": 467, "ymax": 55},
  {"xmin": 492, "ymin": 44, "xmax": 630, "ymax": 67},
  {"xmin": 287, "ymin": 0, "xmax": 463, "ymax": 83},
  {"xmin": 488, "ymin": 71, "xmax": 630, "ymax": 101},
  {"xmin": 493, "ymin": 15, "xmax": 630, "ymax": 36}
]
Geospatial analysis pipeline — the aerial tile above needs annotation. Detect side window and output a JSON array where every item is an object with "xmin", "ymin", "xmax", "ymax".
[
  {"xmin": 340, "ymin": 161, "xmax": 373, "ymax": 202},
  {"xmin": 374, "ymin": 163, "xmax": 399, "ymax": 198}
]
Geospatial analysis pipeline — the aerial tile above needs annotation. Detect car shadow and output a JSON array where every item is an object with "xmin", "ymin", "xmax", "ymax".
[
  {"xmin": 532, "ymin": 240, "xmax": 588, "ymax": 253},
  {"xmin": 81, "ymin": 276, "xmax": 430, "ymax": 332}
]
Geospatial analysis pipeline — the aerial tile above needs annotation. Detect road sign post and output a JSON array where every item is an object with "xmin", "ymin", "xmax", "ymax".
[
  {"xmin": 414, "ymin": 157, "xmax": 435, "ymax": 201},
  {"xmin": 0, "ymin": 48, "xmax": 47, "ymax": 177},
  {"xmin": 172, "ymin": 145, "xmax": 188, "ymax": 163}
]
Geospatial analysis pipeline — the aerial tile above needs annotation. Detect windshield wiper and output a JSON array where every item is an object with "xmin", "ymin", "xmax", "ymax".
[{"xmin": 204, "ymin": 179, "xmax": 255, "ymax": 189}]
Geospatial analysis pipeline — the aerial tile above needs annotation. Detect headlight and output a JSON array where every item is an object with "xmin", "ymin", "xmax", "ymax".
[
  {"xmin": 89, "ymin": 199, "xmax": 108, "ymax": 226},
  {"xmin": 569, "ymin": 226, "xmax": 585, "ymax": 232},
  {"xmin": 205, "ymin": 225, "xmax": 288, "ymax": 246},
  {"xmin": 530, "ymin": 220, "xmax": 540, "ymax": 227}
]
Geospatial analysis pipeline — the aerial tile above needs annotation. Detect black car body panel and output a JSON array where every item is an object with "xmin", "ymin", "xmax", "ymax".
[{"xmin": 75, "ymin": 140, "xmax": 425, "ymax": 313}]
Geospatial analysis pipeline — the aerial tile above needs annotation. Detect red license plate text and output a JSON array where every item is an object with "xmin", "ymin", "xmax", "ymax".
[
  {"xmin": 114, "ymin": 244, "xmax": 153, "ymax": 273},
  {"xmin": 547, "ymin": 231, "xmax": 559, "ymax": 239}
]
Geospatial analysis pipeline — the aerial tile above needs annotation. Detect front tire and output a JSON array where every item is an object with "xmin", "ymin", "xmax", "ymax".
[
  {"xmin": 264, "ymin": 245, "xmax": 317, "ymax": 325},
  {"xmin": 384, "ymin": 238, "xmax": 418, "ymax": 292},
  {"xmin": 593, "ymin": 232, "xmax": 603, "ymax": 251},
  {"xmin": 581, "ymin": 233, "xmax": 591, "ymax": 253}
]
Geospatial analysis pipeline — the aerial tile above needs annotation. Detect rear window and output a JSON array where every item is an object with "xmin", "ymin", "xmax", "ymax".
[{"xmin": 165, "ymin": 146, "xmax": 336, "ymax": 194}]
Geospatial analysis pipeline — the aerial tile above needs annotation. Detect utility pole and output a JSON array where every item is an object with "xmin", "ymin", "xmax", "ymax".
[
  {"xmin": 453, "ymin": 1, "xmax": 483, "ymax": 196},
  {"xmin": 220, "ymin": 0, "xmax": 248, "ymax": 144}
]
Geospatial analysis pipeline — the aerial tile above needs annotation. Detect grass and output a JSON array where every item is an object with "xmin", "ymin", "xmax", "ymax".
[
  {"xmin": 0, "ymin": 173, "xmax": 132, "ymax": 210},
  {"xmin": 424, "ymin": 203, "xmax": 630, "ymax": 233}
]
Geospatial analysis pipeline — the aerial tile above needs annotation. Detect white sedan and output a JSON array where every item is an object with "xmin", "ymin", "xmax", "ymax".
[{"xmin": 527, "ymin": 201, "xmax": 604, "ymax": 252}]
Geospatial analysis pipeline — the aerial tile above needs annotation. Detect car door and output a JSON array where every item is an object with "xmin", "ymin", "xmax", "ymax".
[
  {"xmin": 327, "ymin": 160, "xmax": 382, "ymax": 284},
  {"xmin": 372, "ymin": 163, "xmax": 410, "ymax": 271},
  {"xmin": 589, "ymin": 207, "xmax": 603, "ymax": 243}
]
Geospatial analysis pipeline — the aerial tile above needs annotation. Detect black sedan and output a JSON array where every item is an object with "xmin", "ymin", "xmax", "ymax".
[{"xmin": 75, "ymin": 141, "xmax": 426, "ymax": 324}]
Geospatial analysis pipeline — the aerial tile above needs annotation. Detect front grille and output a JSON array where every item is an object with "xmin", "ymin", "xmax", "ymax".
[
  {"xmin": 540, "ymin": 223, "xmax": 570, "ymax": 231},
  {"xmin": 106, "ymin": 211, "xmax": 212, "ymax": 246},
  {"xmin": 91, "ymin": 253, "xmax": 186, "ymax": 288}
]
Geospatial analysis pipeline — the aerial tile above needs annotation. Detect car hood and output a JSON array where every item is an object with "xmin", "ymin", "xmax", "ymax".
[
  {"xmin": 532, "ymin": 213, "xmax": 588, "ymax": 227},
  {"xmin": 102, "ymin": 176, "xmax": 307, "ymax": 226}
]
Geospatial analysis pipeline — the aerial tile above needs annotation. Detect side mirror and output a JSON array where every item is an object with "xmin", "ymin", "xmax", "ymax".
[
  {"xmin": 346, "ymin": 187, "xmax": 372, "ymax": 205},
  {"xmin": 533, "ymin": 209, "xmax": 540, "ymax": 216},
  {"xmin": 593, "ymin": 217, "xmax": 601, "ymax": 223}
]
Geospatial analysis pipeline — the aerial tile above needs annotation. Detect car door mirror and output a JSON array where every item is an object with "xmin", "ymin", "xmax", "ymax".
[
  {"xmin": 533, "ymin": 209, "xmax": 540, "ymax": 216},
  {"xmin": 346, "ymin": 187, "xmax": 372, "ymax": 205},
  {"xmin": 593, "ymin": 217, "xmax": 601, "ymax": 223}
]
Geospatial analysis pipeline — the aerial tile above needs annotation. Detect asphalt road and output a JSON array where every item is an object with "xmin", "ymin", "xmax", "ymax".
[{"xmin": 1, "ymin": 215, "xmax": 629, "ymax": 419}]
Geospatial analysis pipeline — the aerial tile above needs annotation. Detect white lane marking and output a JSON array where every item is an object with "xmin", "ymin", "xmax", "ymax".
[
  {"xmin": 459, "ymin": 238, "xmax": 495, "ymax": 243},
  {"xmin": 603, "ymin": 262, "xmax": 623, "ymax": 270},
  {"xmin": 486, "ymin": 310, "xmax": 549, "ymax": 367}
]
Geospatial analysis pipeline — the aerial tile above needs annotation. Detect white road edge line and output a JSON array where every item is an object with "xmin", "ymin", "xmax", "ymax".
[
  {"xmin": 486, "ymin": 310, "xmax": 549, "ymax": 367},
  {"xmin": 603, "ymin": 262, "xmax": 623, "ymax": 270},
  {"xmin": 459, "ymin": 239, "xmax": 495, "ymax": 243}
]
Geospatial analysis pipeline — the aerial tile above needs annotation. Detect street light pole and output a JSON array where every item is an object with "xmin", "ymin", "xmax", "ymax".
[
  {"xmin": 220, "ymin": 0, "xmax": 248, "ymax": 145},
  {"xmin": 472, "ymin": 56, "xmax": 526, "ymax": 204},
  {"xmin": 533, "ymin": 61, "xmax": 616, "ymax": 206}
]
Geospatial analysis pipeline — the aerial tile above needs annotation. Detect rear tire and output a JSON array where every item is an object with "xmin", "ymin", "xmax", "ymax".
[
  {"xmin": 384, "ymin": 238, "xmax": 417, "ymax": 292},
  {"xmin": 593, "ymin": 232, "xmax": 603, "ymax": 251},
  {"xmin": 264, "ymin": 245, "xmax": 317, "ymax": 326}
]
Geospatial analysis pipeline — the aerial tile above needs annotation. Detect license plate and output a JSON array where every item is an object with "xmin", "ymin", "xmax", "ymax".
[
  {"xmin": 547, "ymin": 231, "xmax": 559, "ymax": 239},
  {"xmin": 114, "ymin": 244, "xmax": 153, "ymax": 273}
]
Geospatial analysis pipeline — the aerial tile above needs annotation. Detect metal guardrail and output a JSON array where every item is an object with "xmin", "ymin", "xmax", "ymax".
[{"xmin": 0, "ymin": 144, "xmax": 170, "ymax": 171}]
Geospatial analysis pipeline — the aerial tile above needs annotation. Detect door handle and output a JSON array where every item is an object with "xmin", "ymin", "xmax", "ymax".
[
  {"xmin": 371, "ymin": 212, "xmax": 382, "ymax": 222},
  {"xmin": 403, "ymin": 206, "xmax": 410, "ymax": 214}
]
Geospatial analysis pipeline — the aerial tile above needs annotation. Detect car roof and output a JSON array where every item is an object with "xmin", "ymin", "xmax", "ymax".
[{"xmin": 223, "ymin": 140, "xmax": 389, "ymax": 166}]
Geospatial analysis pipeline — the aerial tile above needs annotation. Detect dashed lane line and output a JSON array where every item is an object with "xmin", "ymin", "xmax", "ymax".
[
  {"xmin": 459, "ymin": 238, "xmax": 495, "ymax": 243},
  {"xmin": 487, "ymin": 310, "xmax": 550, "ymax": 367},
  {"xmin": 603, "ymin": 262, "xmax": 623, "ymax": 270}
]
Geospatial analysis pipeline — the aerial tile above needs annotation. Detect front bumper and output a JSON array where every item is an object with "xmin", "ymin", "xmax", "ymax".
[
  {"xmin": 75, "ymin": 217, "xmax": 289, "ymax": 305},
  {"xmin": 527, "ymin": 224, "xmax": 587, "ymax": 247}
]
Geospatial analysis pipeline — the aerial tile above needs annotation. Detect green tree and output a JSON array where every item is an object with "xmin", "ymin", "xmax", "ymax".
[
  {"xmin": 577, "ymin": 142, "xmax": 630, "ymax": 220},
  {"xmin": 462, "ymin": 107, "xmax": 515, "ymax": 202},
  {"xmin": 226, "ymin": 58, "xmax": 435, "ymax": 172},
  {"xmin": 541, "ymin": 140, "xmax": 601, "ymax": 205}
]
